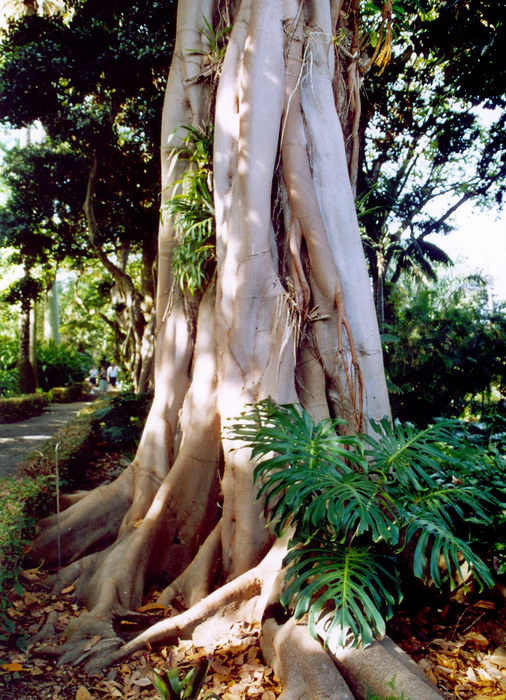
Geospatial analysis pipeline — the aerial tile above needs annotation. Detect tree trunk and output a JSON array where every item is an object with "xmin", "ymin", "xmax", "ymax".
[
  {"xmin": 44, "ymin": 280, "xmax": 60, "ymax": 344},
  {"xmin": 29, "ymin": 0, "xmax": 390, "ymax": 678},
  {"xmin": 17, "ymin": 297, "xmax": 37, "ymax": 394}
]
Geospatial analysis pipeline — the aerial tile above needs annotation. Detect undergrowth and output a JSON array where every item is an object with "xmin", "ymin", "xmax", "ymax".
[
  {"xmin": 230, "ymin": 399, "xmax": 503, "ymax": 650},
  {"xmin": 0, "ymin": 475, "xmax": 52, "ymax": 649}
]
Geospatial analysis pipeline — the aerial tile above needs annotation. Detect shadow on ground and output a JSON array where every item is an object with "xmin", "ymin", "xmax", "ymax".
[{"xmin": 0, "ymin": 402, "xmax": 91, "ymax": 479}]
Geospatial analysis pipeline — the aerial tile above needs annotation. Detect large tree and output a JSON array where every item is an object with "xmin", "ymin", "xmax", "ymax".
[
  {"xmin": 0, "ymin": 0, "xmax": 177, "ymax": 391},
  {"xmin": 357, "ymin": 0, "xmax": 506, "ymax": 328},
  {"xmin": 30, "ymin": 0, "xmax": 392, "ymax": 682}
]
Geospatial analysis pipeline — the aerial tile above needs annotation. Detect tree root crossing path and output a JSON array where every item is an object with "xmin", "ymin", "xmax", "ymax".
[{"xmin": 0, "ymin": 402, "xmax": 90, "ymax": 479}]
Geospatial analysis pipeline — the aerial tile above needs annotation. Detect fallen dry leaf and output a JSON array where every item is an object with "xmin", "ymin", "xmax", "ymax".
[
  {"xmin": 464, "ymin": 631, "xmax": 490, "ymax": 649},
  {"xmin": 23, "ymin": 591, "xmax": 40, "ymax": 606},
  {"xmin": 75, "ymin": 687, "xmax": 93, "ymax": 700},
  {"xmin": 472, "ymin": 600, "xmax": 497, "ymax": 610},
  {"xmin": 490, "ymin": 646, "xmax": 506, "ymax": 668},
  {"xmin": 0, "ymin": 662, "xmax": 29, "ymax": 673},
  {"xmin": 136, "ymin": 602, "xmax": 169, "ymax": 613},
  {"xmin": 132, "ymin": 677, "xmax": 152, "ymax": 687}
]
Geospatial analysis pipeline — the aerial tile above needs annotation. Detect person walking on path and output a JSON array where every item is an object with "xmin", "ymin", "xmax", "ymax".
[
  {"xmin": 88, "ymin": 366, "xmax": 98, "ymax": 393},
  {"xmin": 107, "ymin": 363, "xmax": 119, "ymax": 389},
  {"xmin": 98, "ymin": 366, "xmax": 108, "ymax": 392}
]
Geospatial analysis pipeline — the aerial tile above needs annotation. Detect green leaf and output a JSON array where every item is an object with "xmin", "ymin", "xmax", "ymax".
[
  {"xmin": 151, "ymin": 671, "xmax": 171, "ymax": 700},
  {"xmin": 281, "ymin": 541, "xmax": 401, "ymax": 648}
]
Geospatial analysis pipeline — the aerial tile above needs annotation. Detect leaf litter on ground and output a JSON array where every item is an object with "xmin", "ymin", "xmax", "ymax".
[{"xmin": 2, "ymin": 443, "xmax": 505, "ymax": 699}]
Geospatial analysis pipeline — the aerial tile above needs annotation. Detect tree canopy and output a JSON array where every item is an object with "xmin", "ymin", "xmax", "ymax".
[
  {"xmin": 0, "ymin": 0, "xmax": 178, "ymax": 389},
  {"xmin": 357, "ymin": 0, "xmax": 506, "ymax": 325}
]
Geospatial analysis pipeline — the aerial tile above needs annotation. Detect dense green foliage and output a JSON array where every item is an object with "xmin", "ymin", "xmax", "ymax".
[
  {"xmin": 167, "ymin": 125, "xmax": 216, "ymax": 295},
  {"xmin": 93, "ymin": 390, "xmax": 153, "ymax": 454},
  {"xmin": 358, "ymin": 0, "xmax": 506, "ymax": 322},
  {"xmin": 384, "ymin": 275, "xmax": 506, "ymax": 424},
  {"xmin": 231, "ymin": 400, "xmax": 502, "ymax": 648},
  {"xmin": 37, "ymin": 339, "xmax": 91, "ymax": 391},
  {"xmin": 0, "ymin": 1, "xmax": 178, "ymax": 386},
  {"xmin": 0, "ymin": 334, "xmax": 18, "ymax": 396}
]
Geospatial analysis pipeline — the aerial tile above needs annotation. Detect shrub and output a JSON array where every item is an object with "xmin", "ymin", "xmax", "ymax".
[
  {"xmin": 0, "ymin": 336, "xmax": 18, "ymax": 397},
  {"xmin": 0, "ymin": 475, "xmax": 53, "ymax": 648},
  {"xmin": 0, "ymin": 392, "xmax": 50, "ymax": 424},
  {"xmin": 446, "ymin": 419, "xmax": 506, "ymax": 576},
  {"xmin": 230, "ymin": 400, "xmax": 498, "ymax": 650},
  {"xmin": 37, "ymin": 339, "xmax": 91, "ymax": 391},
  {"xmin": 49, "ymin": 382, "xmax": 89, "ymax": 403},
  {"xmin": 93, "ymin": 390, "xmax": 153, "ymax": 454},
  {"xmin": 384, "ymin": 279, "xmax": 506, "ymax": 425},
  {"xmin": 0, "ymin": 367, "xmax": 19, "ymax": 397}
]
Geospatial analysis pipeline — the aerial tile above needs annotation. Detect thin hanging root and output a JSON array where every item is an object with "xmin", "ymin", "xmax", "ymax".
[
  {"xmin": 334, "ymin": 286, "xmax": 364, "ymax": 432},
  {"xmin": 288, "ymin": 216, "xmax": 310, "ymax": 318},
  {"xmin": 280, "ymin": 6, "xmax": 364, "ymax": 431}
]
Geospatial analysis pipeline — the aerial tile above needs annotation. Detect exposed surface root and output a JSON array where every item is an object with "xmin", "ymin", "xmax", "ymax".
[
  {"xmin": 110, "ymin": 534, "xmax": 289, "ymax": 665},
  {"xmin": 30, "ymin": 534, "xmax": 289, "ymax": 675},
  {"xmin": 261, "ymin": 618, "xmax": 355, "ymax": 700},
  {"xmin": 32, "ymin": 613, "xmax": 122, "ymax": 674},
  {"xmin": 29, "ymin": 467, "xmax": 135, "ymax": 568}
]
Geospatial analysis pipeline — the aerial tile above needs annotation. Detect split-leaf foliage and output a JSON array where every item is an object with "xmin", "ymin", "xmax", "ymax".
[{"xmin": 229, "ymin": 399, "xmax": 503, "ymax": 648}]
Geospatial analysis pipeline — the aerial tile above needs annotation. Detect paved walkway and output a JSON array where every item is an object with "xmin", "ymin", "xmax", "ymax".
[{"xmin": 0, "ymin": 402, "xmax": 91, "ymax": 479}]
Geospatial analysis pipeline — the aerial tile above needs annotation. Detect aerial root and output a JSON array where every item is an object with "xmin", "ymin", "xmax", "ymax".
[
  {"xmin": 113, "ymin": 566, "xmax": 264, "ymax": 661},
  {"xmin": 111, "ymin": 533, "xmax": 289, "ymax": 662}
]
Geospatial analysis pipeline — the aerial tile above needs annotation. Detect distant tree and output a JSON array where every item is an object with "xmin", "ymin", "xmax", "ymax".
[
  {"xmin": 358, "ymin": 0, "xmax": 506, "ymax": 326},
  {"xmin": 0, "ymin": 0, "xmax": 178, "ymax": 390},
  {"xmin": 58, "ymin": 263, "xmax": 120, "ymax": 367},
  {"xmin": 0, "ymin": 142, "xmax": 87, "ymax": 389},
  {"xmin": 384, "ymin": 273, "xmax": 506, "ymax": 424}
]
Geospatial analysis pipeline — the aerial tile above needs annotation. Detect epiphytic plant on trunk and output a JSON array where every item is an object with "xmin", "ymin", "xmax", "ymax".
[{"xmin": 166, "ymin": 125, "xmax": 216, "ymax": 295}]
